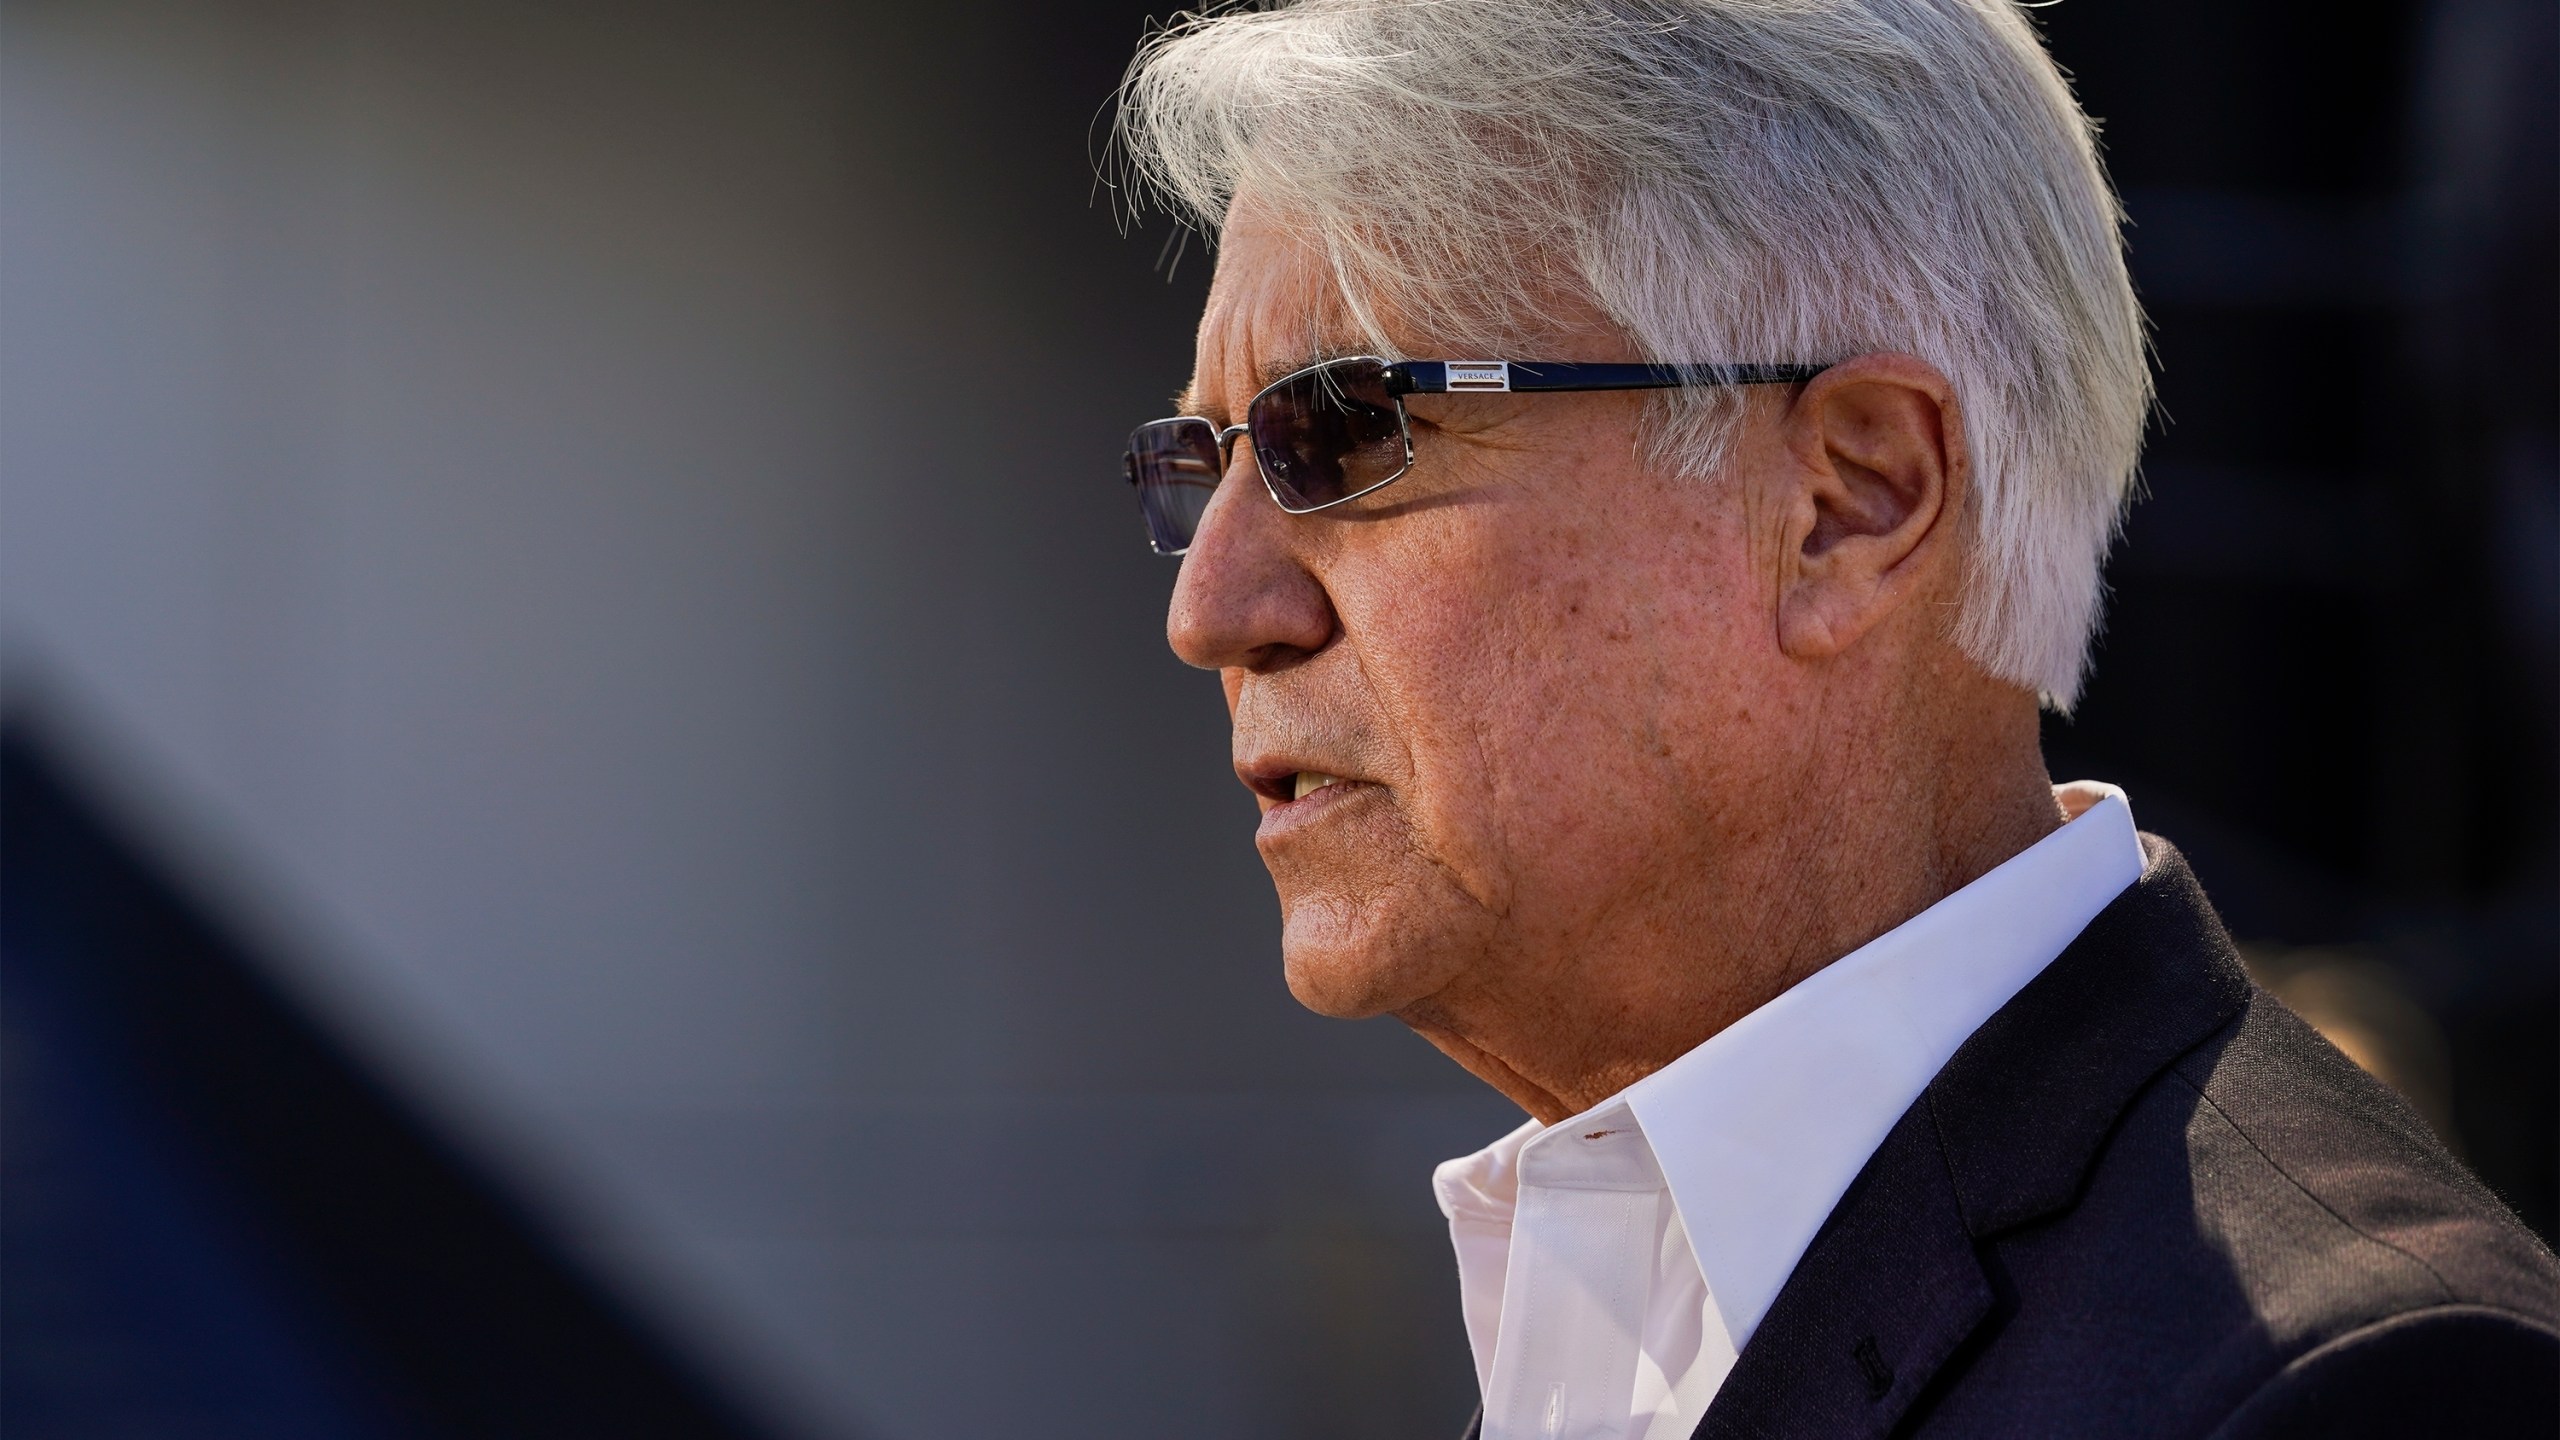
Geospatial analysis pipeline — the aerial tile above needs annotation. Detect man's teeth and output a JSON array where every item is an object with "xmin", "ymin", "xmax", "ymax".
[{"xmin": 1292, "ymin": 772, "xmax": 1347, "ymax": 801}]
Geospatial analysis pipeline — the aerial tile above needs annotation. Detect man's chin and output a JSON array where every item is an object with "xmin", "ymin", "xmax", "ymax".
[
  {"xmin": 1276, "ymin": 897, "xmax": 1462, "ymax": 1018},
  {"xmin": 1282, "ymin": 952, "xmax": 1409, "ymax": 1018}
]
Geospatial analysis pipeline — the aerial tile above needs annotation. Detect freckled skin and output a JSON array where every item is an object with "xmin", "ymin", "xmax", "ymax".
[{"xmin": 1172, "ymin": 204, "xmax": 2068, "ymax": 1123}]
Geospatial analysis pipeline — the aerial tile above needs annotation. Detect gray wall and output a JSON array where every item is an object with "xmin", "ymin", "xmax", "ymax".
[{"xmin": 0, "ymin": 4, "xmax": 1510, "ymax": 1436}]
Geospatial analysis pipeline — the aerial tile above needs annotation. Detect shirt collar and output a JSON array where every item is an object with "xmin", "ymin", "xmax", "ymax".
[{"xmin": 1434, "ymin": 1114, "xmax": 1541, "ymax": 1231}]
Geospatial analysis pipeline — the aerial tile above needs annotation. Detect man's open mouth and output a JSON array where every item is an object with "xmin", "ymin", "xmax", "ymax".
[{"xmin": 1291, "ymin": 771, "xmax": 1350, "ymax": 801}]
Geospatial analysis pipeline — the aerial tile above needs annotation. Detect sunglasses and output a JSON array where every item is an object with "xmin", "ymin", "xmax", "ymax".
[{"xmin": 1121, "ymin": 354, "xmax": 1826, "ymax": 555}]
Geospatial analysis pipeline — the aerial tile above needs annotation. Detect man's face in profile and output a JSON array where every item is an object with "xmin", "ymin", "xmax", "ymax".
[{"xmin": 1168, "ymin": 204, "xmax": 1814, "ymax": 1042}]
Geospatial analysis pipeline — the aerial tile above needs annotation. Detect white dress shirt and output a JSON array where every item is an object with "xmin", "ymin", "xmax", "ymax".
[{"xmin": 1433, "ymin": 783, "xmax": 2148, "ymax": 1440}]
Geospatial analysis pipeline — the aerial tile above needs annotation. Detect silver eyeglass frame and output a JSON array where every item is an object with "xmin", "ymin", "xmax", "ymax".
[
  {"xmin": 1125, "ymin": 352, "xmax": 1825, "ymax": 555},
  {"xmin": 1128, "ymin": 354, "xmax": 1421, "ymax": 557}
]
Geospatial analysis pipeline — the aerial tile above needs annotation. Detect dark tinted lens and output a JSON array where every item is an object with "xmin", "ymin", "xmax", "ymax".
[
  {"xmin": 1249, "ymin": 359, "xmax": 1408, "ymax": 511},
  {"xmin": 1126, "ymin": 418, "xmax": 1223, "ymax": 554}
]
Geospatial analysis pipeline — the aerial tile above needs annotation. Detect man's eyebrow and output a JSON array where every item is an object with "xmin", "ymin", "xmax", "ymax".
[
  {"xmin": 1254, "ymin": 346, "xmax": 1372, "ymax": 389},
  {"xmin": 1176, "ymin": 347, "xmax": 1386, "ymax": 422}
]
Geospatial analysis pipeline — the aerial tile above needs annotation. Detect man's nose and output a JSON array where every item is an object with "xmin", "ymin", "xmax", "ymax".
[{"xmin": 1166, "ymin": 457, "xmax": 1336, "ymax": 672}]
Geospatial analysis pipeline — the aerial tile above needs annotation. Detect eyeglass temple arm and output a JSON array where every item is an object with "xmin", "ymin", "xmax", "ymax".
[{"xmin": 1385, "ymin": 360, "xmax": 1827, "ymax": 396}]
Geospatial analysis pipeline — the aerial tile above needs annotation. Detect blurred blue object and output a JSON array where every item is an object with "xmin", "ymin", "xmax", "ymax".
[{"xmin": 0, "ymin": 722, "xmax": 778, "ymax": 1440}]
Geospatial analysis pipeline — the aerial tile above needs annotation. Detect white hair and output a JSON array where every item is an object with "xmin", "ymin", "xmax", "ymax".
[{"xmin": 1115, "ymin": 0, "xmax": 2148, "ymax": 708}]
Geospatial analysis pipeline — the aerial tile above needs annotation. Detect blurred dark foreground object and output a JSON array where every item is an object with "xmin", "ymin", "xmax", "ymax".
[{"xmin": 0, "ymin": 723, "xmax": 775, "ymax": 1440}]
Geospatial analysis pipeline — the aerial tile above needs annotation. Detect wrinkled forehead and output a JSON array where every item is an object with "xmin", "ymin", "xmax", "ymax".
[
  {"xmin": 1184, "ymin": 204, "xmax": 1373, "ymax": 424},
  {"xmin": 1184, "ymin": 195, "xmax": 1630, "ymax": 422}
]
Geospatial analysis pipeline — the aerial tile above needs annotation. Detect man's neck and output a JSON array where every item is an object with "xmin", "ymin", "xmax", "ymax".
[{"xmin": 1398, "ymin": 698, "xmax": 2063, "ymax": 1124}]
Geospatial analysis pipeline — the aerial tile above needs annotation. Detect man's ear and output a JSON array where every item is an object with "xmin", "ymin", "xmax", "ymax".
[{"xmin": 1772, "ymin": 353, "xmax": 1965, "ymax": 660}]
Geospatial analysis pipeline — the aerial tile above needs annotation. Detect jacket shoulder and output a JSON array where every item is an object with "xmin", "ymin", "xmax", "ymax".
[
  {"xmin": 2170, "ymin": 988, "xmax": 2560, "ymax": 1330},
  {"xmin": 1920, "ymin": 973, "xmax": 2559, "ymax": 1436},
  {"xmin": 1721, "ymin": 835, "xmax": 2555, "ymax": 1440}
]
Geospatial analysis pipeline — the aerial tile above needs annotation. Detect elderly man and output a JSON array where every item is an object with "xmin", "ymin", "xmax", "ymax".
[{"xmin": 1111, "ymin": 2, "xmax": 2557, "ymax": 1436}]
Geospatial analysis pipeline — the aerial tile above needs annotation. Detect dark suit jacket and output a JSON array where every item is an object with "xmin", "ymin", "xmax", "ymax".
[{"xmin": 1465, "ymin": 836, "xmax": 2560, "ymax": 1438}]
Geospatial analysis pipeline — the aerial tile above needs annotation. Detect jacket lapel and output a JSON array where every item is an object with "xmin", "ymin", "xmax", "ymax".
[
  {"xmin": 1693, "ymin": 836, "xmax": 2250, "ymax": 1439},
  {"xmin": 1691, "ymin": 1104, "xmax": 1992, "ymax": 1440}
]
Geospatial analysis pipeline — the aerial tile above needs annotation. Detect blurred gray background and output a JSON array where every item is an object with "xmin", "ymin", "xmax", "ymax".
[
  {"xmin": 3, "ymin": 3, "xmax": 1509, "ymax": 1435},
  {"xmin": 2, "ymin": 1, "xmax": 2550, "ymax": 1438}
]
